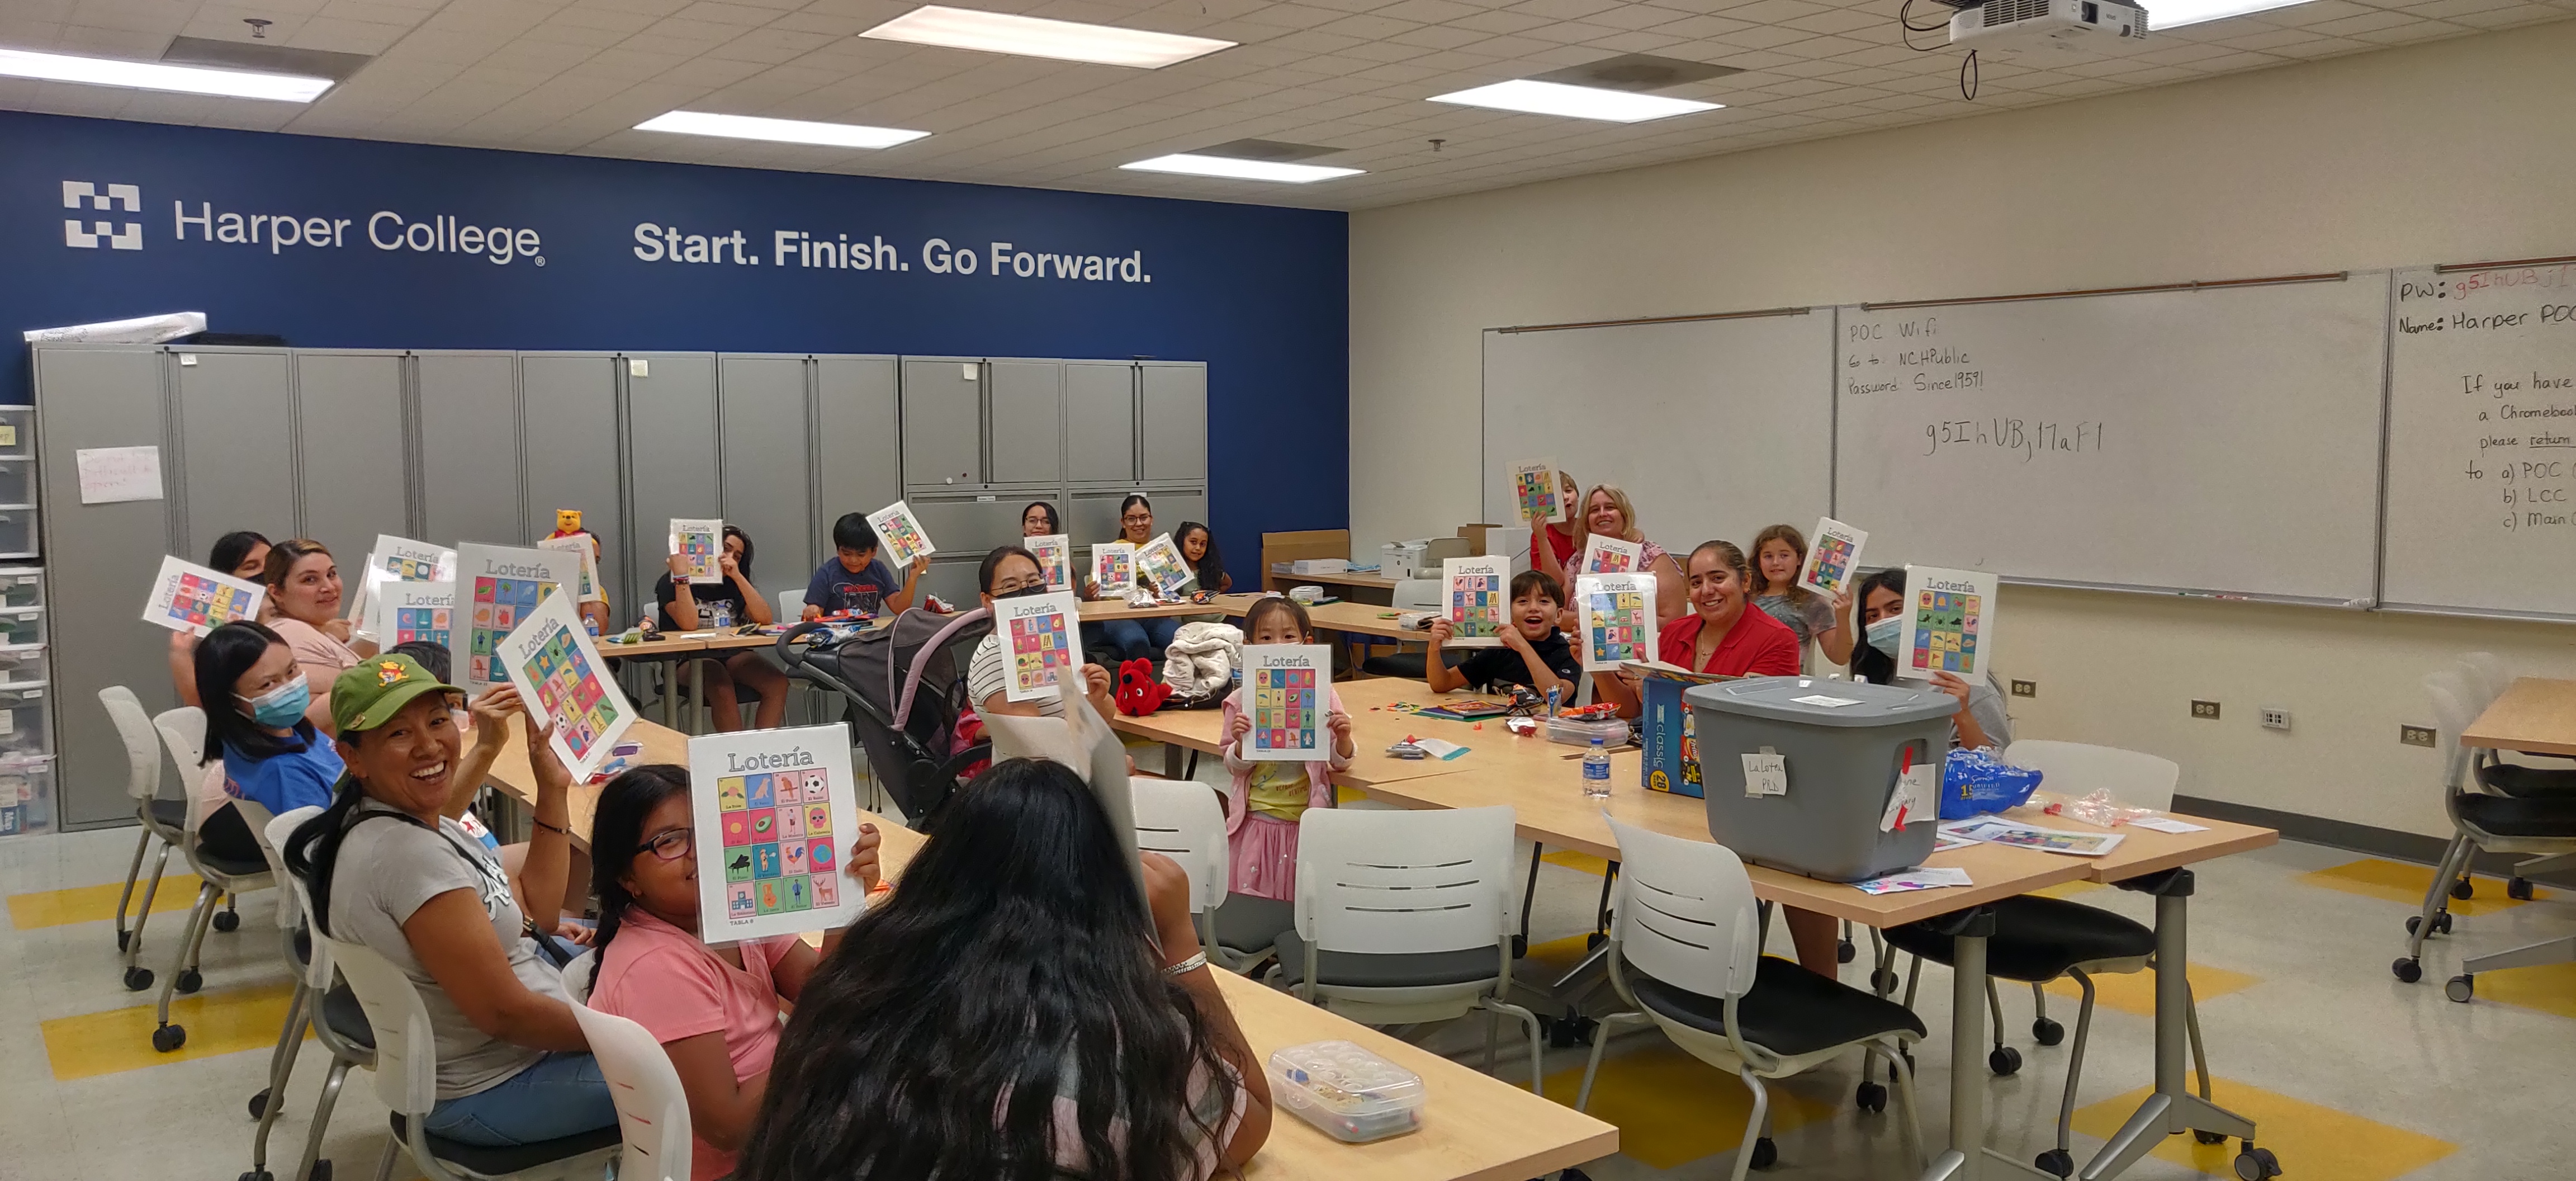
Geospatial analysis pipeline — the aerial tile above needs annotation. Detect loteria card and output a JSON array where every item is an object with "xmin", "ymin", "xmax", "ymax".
[
  {"xmin": 1027, "ymin": 533, "xmax": 1073, "ymax": 592},
  {"xmin": 1091, "ymin": 542, "xmax": 1137, "ymax": 597},
  {"xmin": 981, "ymin": 669, "xmax": 1149, "ymax": 915},
  {"xmin": 373, "ymin": 581, "xmax": 455, "ymax": 653},
  {"xmin": 1443, "ymin": 555, "xmax": 1510, "ymax": 649},
  {"xmin": 1508, "ymin": 459, "xmax": 1561, "ymax": 524},
  {"xmin": 669, "ymin": 518, "xmax": 723, "ymax": 585},
  {"xmin": 140, "ymin": 555, "xmax": 266, "ymax": 637},
  {"xmin": 370, "ymin": 534, "xmax": 456, "ymax": 583},
  {"xmin": 1575, "ymin": 573, "xmax": 1657, "ymax": 672},
  {"xmin": 495, "ymin": 590, "xmax": 635, "ymax": 782},
  {"xmin": 997, "ymin": 589, "xmax": 1084, "ymax": 703},
  {"xmin": 866, "ymin": 500, "xmax": 936, "ymax": 566},
  {"xmin": 1581, "ymin": 534, "xmax": 1644, "ymax": 575},
  {"xmin": 1245, "ymin": 645, "xmax": 1333, "ymax": 761},
  {"xmin": 1896, "ymin": 565, "xmax": 1999, "ymax": 681},
  {"xmin": 454, "ymin": 542, "xmax": 580, "ymax": 693},
  {"xmin": 537, "ymin": 535, "xmax": 605, "ymax": 604},
  {"xmin": 1799, "ymin": 518, "xmax": 1868, "ymax": 597},
  {"xmin": 690, "ymin": 724, "xmax": 869, "ymax": 943},
  {"xmin": 1134, "ymin": 532, "xmax": 1196, "ymax": 595}
]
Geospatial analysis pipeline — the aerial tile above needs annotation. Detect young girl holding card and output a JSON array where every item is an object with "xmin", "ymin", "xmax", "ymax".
[
  {"xmin": 1527, "ymin": 470, "xmax": 1583, "ymax": 571},
  {"xmin": 1846, "ymin": 568, "xmax": 2011, "ymax": 751},
  {"xmin": 1175, "ymin": 521, "xmax": 1231, "ymax": 594},
  {"xmin": 585, "ymin": 766, "xmax": 884, "ymax": 1181},
  {"xmin": 1219, "ymin": 598, "xmax": 1353, "ymax": 900},
  {"xmin": 659, "ymin": 526, "xmax": 790, "ymax": 731},
  {"xmin": 171, "ymin": 531, "xmax": 272, "ymax": 707},
  {"xmin": 1750, "ymin": 523, "xmax": 1854, "ymax": 665}
]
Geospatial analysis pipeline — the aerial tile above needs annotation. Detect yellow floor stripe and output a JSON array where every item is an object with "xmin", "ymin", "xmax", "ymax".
[
  {"xmin": 1542, "ymin": 850, "xmax": 1611, "ymax": 877},
  {"xmin": 41, "ymin": 981, "xmax": 306, "ymax": 1081},
  {"xmin": 1523, "ymin": 933, "xmax": 1597, "ymax": 977},
  {"xmin": 2297, "ymin": 858, "xmax": 2549, "ymax": 915},
  {"xmin": 2468, "ymin": 960, "xmax": 2576, "ymax": 1020},
  {"xmin": 2042, "ymin": 962, "xmax": 2262, "ymax": 1017},
  {"xmin": 2029, "ymin": 880, "xmax": 2105, "ymax": 899},
  {"xmin": 1539, "ymin": 1041, "xmax": 1834, "ymax": 1169},
  {"xmin": 2072, "ymin": 1076, "xmax": 2454, "ymax": 1181},
  {"xmin": 8, "ymin": 873, "xmax": 206, "ymax": 930}
]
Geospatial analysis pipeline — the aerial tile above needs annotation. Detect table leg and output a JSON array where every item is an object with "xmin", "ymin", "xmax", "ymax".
[
  {"xmin": 1920, "ymin": 906, "xmax": 1991, "ymax": 1181},
  {"xmin": 661, "ymin": 659, "xmax": 679, "ymax": 730},
  {"xmin": 1162, "ymin": 743, "xmax": 1187, "ymax": 780},
  {"xmin": 2080, "ymin": 873, "xmax": 2257, "ymax": 1181},
  {"xmin": 693, "ymin": 659, "xmax": 709, "ymax": 734}
]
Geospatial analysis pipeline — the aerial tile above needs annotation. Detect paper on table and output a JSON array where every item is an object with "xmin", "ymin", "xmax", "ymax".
[
  {"xmin": 1854, "ymin": 866, "xmax": 1973, "ymax": 895},
  {"xmin": 2129, "ymin": 816, "xmax": 2210, "ymax": 834},
  {"xmin": 1135, "ymin": 532, "xmax": 1196, "ymax": 594},
  {"xmin": 139, "ymin": 555, "xmax": 264, "ymax": 637},
  {"xmin": 1791, "ymin": 693, "xmax": 1863, "ymax": 708},
  {"xmin": 494, "ymin": 589, "xmax": 636, "ymax": 782},
  {"xmin": 1413, "ymin": 737, "xmax": 1469, "ymax": 760},
  {"xmin": 1580, "ymin": 534, "xmax": 1643, "ymax": 575},
  {"xmin": 1245, "ymin": 644, "xmax": 1333, "ymax": 761},
  {"xmin": 669, "ymin": 518, "xmax": 723, "ymax": 585},
  {"xmin": 1091, "ymin": 542, "xmax": 1136, "ymax": 597},
  {"xmin": 1442, "ymin": 555, "xmax": 1509, "ymax": 648},
  {"xmin": 76, "ymin": 446, "xmax": 163, "ymax": 505},
  {"xmin": 1508, "ymin": 458, "xmax": 1560, "ymax": 524},
  {"xmin": 1026, "ymin": 533, "xmax": 1073, "ymax": 592},
  {"xmin": 1574, "ymin": 573, "xmax": 1656, "ymax": 672},
  {"xmin": 996, "ymin": 589, "xmax": 1083, "ymax": 703},
  {"xmin": 1895, "ymin": 564, "xmax": 1999, "ymax": 682},
  {"xmin": 687, "ymin": 722, "xmax": 869, "ymax": 944},
  {"xmin": 866, "ymin": 500, "xmax": 936, "ymax": 566},
  {"xmin": 1942, "ymin": 817, "xmax": 2124, "ymax": 857},
  {"xmin": 1935, "ymin": 830, "xmax": 1977, "ymax": 853},
  {"xmin": 980, "ymin": 667, "xmax": 1149, "ymax": 916},
  {"xmin": 1798, "ymin": 517, "xmax": 1867, "ymax": 597}
]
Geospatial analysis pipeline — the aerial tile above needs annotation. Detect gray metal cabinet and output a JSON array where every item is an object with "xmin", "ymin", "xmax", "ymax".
[
  {"xmin": 174, "ymin": 349, "xmax": 297, "ymax": 561},
  {"xmin": 1140, "ymin": 363, "xmax": 1208, "ymax": 484},
  {"xmin": 417, "ymin": 351, "xmax": 524, "ymax": 547},
  {"xmin": 292, "ymin": 351, "xmax": 409, "ymax": 571},
  {"xmin": 623, "ymin": 353, "xmax": 719, "ymax": 616},
  {"xmin": 901, "ymin": 358, "xmax": 982, "ymax": 489},
  {"xmin": 987, "ymin": 360, "xmax": 1063, "ymax": 487},
  {"xmin": 1064, "ymin": 362, "xmax": 1137, "ymax": 484},
  {"xmin": 519, "ymin": 354, "xmax": 624, "ymax": 618},
  {"xmin": 32, "ymin": 347, "xmax": 174, "ymax": 827},
  {"xmin": 718, "ymin": 355, "xmax": 816, "ymax": 611},
  {"xmin": 816, "ymin": 355, "xmax": 902, "ymax": 564}
]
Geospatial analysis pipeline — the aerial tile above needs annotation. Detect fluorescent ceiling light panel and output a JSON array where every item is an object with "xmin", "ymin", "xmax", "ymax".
[
  {"xmin": 1121, "ymin": 154, "xmax": 1362, "ymax": 183},
  {"xmin": 634, "ymin": 110, "xmax": 928, "ymax": 149},
  {"xmin": 0, "ymin": 46, "xmax": 330, "ymax": 102},
  {"xmin": 861, "ymin": 6, "xmax": 1233, "ymax": 68},
  {"xmin": 1429, "ymin": 79, "xmax": 1720, "ymax": 123},
  {"xmin": 2141, "ymin": 0, "xmax": 2317, "ymax": 28}
]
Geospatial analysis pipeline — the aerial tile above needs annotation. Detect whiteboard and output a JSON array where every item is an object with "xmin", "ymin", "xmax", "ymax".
[
  {"xmin": 1832, "ymin": 276, "xmax": 2389, "ymax": 603},
  {"xmin": 1482, "ymin": 313, "xmax": 1834, "ymax": 569},
  {"xmin": 2384, "ymin": 264, "xmax": 2576, "ymax": 618}
]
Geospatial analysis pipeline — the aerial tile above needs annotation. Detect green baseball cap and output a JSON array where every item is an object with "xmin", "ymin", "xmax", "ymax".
[{"xmin": 331, "ymin": 655, "xmax": 463, "ymax": 734}]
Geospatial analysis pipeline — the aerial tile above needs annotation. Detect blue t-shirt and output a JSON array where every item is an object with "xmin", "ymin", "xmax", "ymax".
[
  {"xmin": 221, "ymin": 725, "xmax": 346, "ymax": 816},
  {"xmin": 805, "ymin": 556, "xmax": 900, "ymax": 616}
]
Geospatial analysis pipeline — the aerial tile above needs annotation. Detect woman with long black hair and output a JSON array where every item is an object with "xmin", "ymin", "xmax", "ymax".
[
  {"xmin": 736, "ymin": 757, "xmax": 1272, "ymax": 1181},
  {"xmin": 193, "ymin": 620, "xmax": 341, "ymax": 862}
]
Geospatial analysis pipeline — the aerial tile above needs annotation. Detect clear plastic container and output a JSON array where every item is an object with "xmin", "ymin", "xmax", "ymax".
[
  {"xmin": 0, "ymin": 567, "xmax": 40, "ymax": 609},
  {"xmin": 0, "ymin": 607, "xmax": 44, "ymax": 649},
  {"xmin": 1266, "ymin": 1040, "xmax": 1425, "ymax": 1144},
  {"xmin": 0, "ymin": 753, "xmax": 55, "ymax": 837},
  {"xmin": 1545, "ymin": 715, "xmax": 1631, "ymax": 749},
  {"xmin": 0, "ymin": 645, "xmax": 44, "ymax": 684}
]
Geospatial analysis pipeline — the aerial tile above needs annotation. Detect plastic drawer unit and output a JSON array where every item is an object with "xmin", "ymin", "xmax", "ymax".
[
  {"xmin": 1687, "ymin": 675, "xmax": 1957, "ymax": 882},
  {"xmin": 0, "ymin": 753, "xmax": 53, "ymax": 836},
  {"xmin": 0, "ymin": 684, "xmax": 51, "ymax": 759}
]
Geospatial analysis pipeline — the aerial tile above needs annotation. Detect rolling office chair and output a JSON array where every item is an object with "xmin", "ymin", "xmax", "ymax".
[
  {"xmin": 148, "ymin": 705, "xmax": 273, "ymax": 1054},
  {"xmin": 1131, "ymin": 777, "xmax": 1282, "ymax": 972},
  {"xmin": 251, "ymin": 806, "xmax": 377, "ymax": 1181},
  {"xmin": 2398, "ymin": 670, "xmax": 2576, "ymax": 1000},
  {"xmin": 566, "ymin": 1004, "xmax": 694, "ymax": 1181},
  {"xmin": 100, "ymin": 686, "xmax": 189, "ymax": 990}
]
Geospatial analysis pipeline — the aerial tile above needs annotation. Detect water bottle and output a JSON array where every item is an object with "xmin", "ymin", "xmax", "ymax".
[{"xmin": 1582, "ymin": 735, "xmax": 1612, "ymax": 801}]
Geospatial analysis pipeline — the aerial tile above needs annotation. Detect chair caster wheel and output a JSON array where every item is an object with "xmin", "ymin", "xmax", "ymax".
[
  {"xmin": 1837, "ymin": 938, "xmax": 1856, "ymax": 964},
  {"xmin": 122, "ymin": 965, "xmax": 153, "ymax": 992},
  {"xmin": 2033, "ymin": 1017, "xmax": 2064, "ymax": 1046},
  {"xmin": 176, "ymin": 969, "xmax": 203, "ymax": 995},
  {"xmin": 1510, "ymin": 935, "xmax": 1528, "ymax": 959},
  {"xmin": 1542, "ymin": 1010, "xmax": 1598, "ymax": 1049},
  {"xmin": 2391, "ymin": 957, "xmax": 2422, "ymax": 983},
  {"xmin": 1585, "ymin": 931, "xmax": 1606, "ymax": 951},
  {"xmin": 152, "ymin": 1024, "xmax": 186, "ymax": 1053},
  {"xmin": 2233, "ymin": 1145, "xmax": 2281, "ymax": 1180},
  {"xmin": 311, "ymin": 1160, "xmax": 333, "ymax": 1181},
  {"xmin": 2195, "ymin": 1130, "xmax": 2228, "ymax": 1145},
  {"xmin": 238, "ymin": 1171, "xmax": 273, "ymax": 1181},
  {"xmin": 2446, "ymin": 974, "xmax": 2475, "ymax": 1003},
  {"xmin": 1988, "ymin": 1046, "xmax": 2021, "ymax": 1076},
  {"xmin": 249, "ymin": 1088, "xmax": 268, "ymax": 1118},
  {"xmin": 2451, "ymin": 877, "xmax": 2474, "ymax": 900},
  {"xmin": 1855, "ymin": 1080, "xmax": 1887, "ymax": 1113},
  {"xmin": 213, "ymin": 910, "xmax": 240, "ymax": 933},
  {"xmin": 2035, "ymin": 1148, "xmax": 2074, "ymax": 1177},
  {"xmin": 2508, "ymin": 877, "xmax": 2535, "ymax": 901},
  {"xmin": 1748, "ymin": 1136, "xmax": 1777, "ymax": 1170},
  {"xmin": 1560, "ymin": 1170, "xmax": 1592, "ymax": 1181},
  {"xmin": 2435, "ymin": 911, "xmax": 2452, "ymax": 934},
  {"xmin": 1869, "ymin": 969, "xmax": 1898, "ymax": 994}
]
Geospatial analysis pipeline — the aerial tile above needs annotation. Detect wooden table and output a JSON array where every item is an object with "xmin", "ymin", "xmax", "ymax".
[
  {"xmin": 598, "ymin": 633, "xmax": 711, "ymax": 729},
  {"xmin": 1110, "ymin": 677, "xmax": 1538, "ymax": 788},
  {"xmin": 1081, "ymin": 593, "xmax": 1268, "ymax": 622},
  {"xmin": 2460, "ymin": 675, "xmax": 2576, "ymax": 755}
]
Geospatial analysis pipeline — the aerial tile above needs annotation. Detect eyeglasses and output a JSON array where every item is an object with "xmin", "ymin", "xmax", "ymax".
[{"xmin": 639, "ymin": 828, "xmax": 694, "ymax": 862}]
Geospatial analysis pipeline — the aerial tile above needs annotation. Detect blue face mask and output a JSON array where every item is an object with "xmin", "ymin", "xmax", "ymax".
[
  {"xmin": 242, "ymin": 678, "xmax": 311, "ymax": 729},
  {"xmin": 1865, "ymin": 615, "xmax": 1902, "ymax": 659}
]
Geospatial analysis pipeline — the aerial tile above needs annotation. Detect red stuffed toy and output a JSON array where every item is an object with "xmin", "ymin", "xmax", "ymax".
[{"xmin": 1115, "ymin": 658, "xmax": 1173, "ymax": 716}]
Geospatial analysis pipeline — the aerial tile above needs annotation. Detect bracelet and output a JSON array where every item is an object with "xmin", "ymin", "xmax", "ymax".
[
  {"xmin": 1163, "ymin": 949, "xmax": 1208, "ymax": 976},
  {"xmin": 533, "ymin": 818, "xmax": 569, "ymax": 837}
]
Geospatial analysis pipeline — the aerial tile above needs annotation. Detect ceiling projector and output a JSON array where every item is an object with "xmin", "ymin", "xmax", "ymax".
[{"xmin": 1949, "ymin": 0, "xmax": 2149, "ymax": 52}]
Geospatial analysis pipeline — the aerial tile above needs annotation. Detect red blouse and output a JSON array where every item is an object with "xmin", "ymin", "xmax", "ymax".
[
  {"xmin": 1658, "ymin": 606, "xmax": 1802, "ymax": 677},
  {"xmin": 1538, "ymin": 522, "xmax": 1578, "ymax": 566}
]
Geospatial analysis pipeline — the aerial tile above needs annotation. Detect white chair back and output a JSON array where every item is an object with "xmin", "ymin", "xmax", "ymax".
[
  {"xmin": 100, "ymin": 686, "xmax": 165, "ymax": 804},
  {"xmin": 1131, "ymin": 779, "xmax": 1228, "ymax": 914},
  {"xmin": 562, "ymin": 948, "xmax": 599, "ymax": 1002},
  {"xmin": 1392, "ymin": 579, "xmax": 1442, "ymax": 610},
  {"xmin": 151, "ymin": 706, "xmax": 209, "ymax": 834},
  {"xmin": 1606, "ymin": 818, "xmax": 1761, "ymax": 1000},
  {"xmin": 1295, "ymin": 805, "xmax": 1516, "ymax": 956},
  {"xmin": 2424, "ymin": 668, "xmax": 2479, "ymax": 768},
  {"xmin": 266, "ymin": 807, "xmax": 331, "ymax": 985},
  {"xmin": 2002, "ymin": 739, "xmax": 2180, "ymax": 812},
  {"xmin": 2457, "ymin": 651, "xmax": 2513, "ymax": 714},
  {"xmin": 778, "ymin": 589, "xmax": 804, "ymax": 617},
  {"xmin": 569, "ymin": 1002, "xmax": 694, "ymax": 1181},
  {"xmin": 328, "ymin": 934, "xmax": 442, "ymax": 1118}
]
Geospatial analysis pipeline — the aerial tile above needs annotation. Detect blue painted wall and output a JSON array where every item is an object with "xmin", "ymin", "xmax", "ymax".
[{"xmin": 1, "ymin": 109, "xmax": 1348, "ymax": 571}]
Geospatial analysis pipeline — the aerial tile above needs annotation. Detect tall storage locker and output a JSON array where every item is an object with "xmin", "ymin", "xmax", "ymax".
[
  {"xmin": 173, "ymin": 348, "xmax": 297, "ymax": 560},
  {"xmin": 899, "ymin": 358, "xmax": 983, "ymax": 491},
  {"xmin": 1139, "ymin": 363, "xmax": 1209, "ymax": 484},
  {"xmin": 816, "ymin": 356, "xmax": 902, "ymax": 606},
  {"xmin": 519, "ymin": 355, "xmax": 625, "ymax": 621},
  {"xmin": 1064, "ymin": 362, "xmax": 1137, "ymax": 488},
  {"xmin": 718, "ymin": 355, "xmax": 817, "ymax": 618},
  {"xmin": 293, "ymin": 351, "xmax": 410, "ymax": 573},
  {"xmin": 416, "ymin": 352, "xmax": 524, "ymax": 547},
  {"xmin": 987, "ymin": 359, "xmax": 1063, "ymax": 488},
  {"xmin": 622, "ymin": 353, "xmax": 720, "ymax": 620}
]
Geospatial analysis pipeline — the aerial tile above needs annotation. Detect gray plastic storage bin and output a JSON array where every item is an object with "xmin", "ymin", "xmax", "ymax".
[{"xmin": 1687, "ymin": 676, "xmax": 1958, "ymax": 882}]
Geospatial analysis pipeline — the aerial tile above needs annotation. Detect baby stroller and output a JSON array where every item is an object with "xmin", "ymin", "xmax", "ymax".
[{"xmin": 777, "ymin": 606, "xmax": 991, "ymax": 830}]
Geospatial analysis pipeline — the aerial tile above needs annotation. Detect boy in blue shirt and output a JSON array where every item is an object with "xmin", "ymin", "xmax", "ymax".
[{"xmin": 803, "ymin": 513, "xmax": 929, "ymax": 619}]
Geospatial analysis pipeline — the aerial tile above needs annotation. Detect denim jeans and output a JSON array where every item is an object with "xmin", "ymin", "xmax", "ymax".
[
  {"xmin": 1100, "ymin": 616, "xmax": 1180, "ymax": 663},
  {"xmin": 424, "ymin": 1051, "xmax": 617, "ymax": 1147}
]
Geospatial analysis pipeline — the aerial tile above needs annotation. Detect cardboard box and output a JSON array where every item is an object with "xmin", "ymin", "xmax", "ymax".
[{"xmin": 1640, "ymin": 673, "xmax": 1705, "ymax": 798}]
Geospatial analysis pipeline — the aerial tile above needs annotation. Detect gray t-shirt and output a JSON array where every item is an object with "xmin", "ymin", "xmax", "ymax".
[
  {"xmin": 969, "ymin": 632, "xmax": 1065, "ymax": 717},
  {"xmin": 327, "ymin": 800, "xmax": 570, "ymax": 1099},
  {"xmin": 1955, "ymin": 674, "xmax": 2015, "ymax": 750},
  {"xmin": 1754, "ymin": 592, "xmax": 1837, "ymax": 648}
]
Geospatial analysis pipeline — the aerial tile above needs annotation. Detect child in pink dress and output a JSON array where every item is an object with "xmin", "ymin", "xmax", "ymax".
[{"xmin": 1218, "ymin": 598, "xmax": 1355, "ymax": 900}]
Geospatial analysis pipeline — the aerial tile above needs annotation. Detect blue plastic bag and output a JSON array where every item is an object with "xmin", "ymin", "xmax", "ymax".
[{"xmin": 1939, "ymin": 748, "xmax": 2044, "ymax": 820}]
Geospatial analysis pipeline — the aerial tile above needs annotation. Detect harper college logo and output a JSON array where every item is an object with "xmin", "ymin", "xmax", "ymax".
[{"xmin": 63, "ymin": 181, "xmax": 141, "ymax": 250}]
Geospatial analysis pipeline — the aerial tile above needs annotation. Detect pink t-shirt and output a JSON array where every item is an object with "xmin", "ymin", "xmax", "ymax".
[{"xmin": 588, "ymin": 909, "xmax": 801, "ymax": 1181}]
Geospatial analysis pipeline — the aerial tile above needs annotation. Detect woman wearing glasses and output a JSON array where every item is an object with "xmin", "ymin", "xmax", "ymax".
[{"xmin": 585, "ymin": 765, "xmax": 885, "ymax": 1180}]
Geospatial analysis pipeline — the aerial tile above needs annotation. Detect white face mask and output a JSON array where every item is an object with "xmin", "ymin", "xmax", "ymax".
[{"xmin": 1865, "ymin": 615, "xmax": 1902, "ymax": 658}]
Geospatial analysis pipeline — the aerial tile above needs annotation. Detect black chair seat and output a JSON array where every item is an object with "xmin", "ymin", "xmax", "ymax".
[
  {"xmin": 195, "ymin": 848, "xmax": 271, "ymax": 880},
  {"xmin": 2479, "ymin": 762, "xmax": 2576, "ymax": 799},
  {"xmin": 323, "ymin": 981, "xmax": 376, "ymax": 1051},
  {"xmin": 146, "ymin": 799, "xmax": 188, "ymax": 830},
  {"xmin": 1631, "ymin": 956, "xmax": 1926, "ymax": 1059},
  {"xmin": 2459, "ymin": 793, "xmax": 2576, "ymax": 839},
  {"xmin": 1214, "ymin": 894, "xmax": 1293, "ymax": 956},
  {"xmin": 389, "ymin": 1113, "xmax": 619, "ymax": 1176},
  {"xmin": 1357, "ymin": 649, "xmax": 1465, "ymax": 681},
  {"xmin": 1883, "ymin": 895, "xmax": 2156, "ymax": 982},
  {"xmin": 1273, "ymin": 929, "xmax": 1500, "ymax": 989}
]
